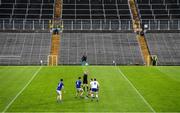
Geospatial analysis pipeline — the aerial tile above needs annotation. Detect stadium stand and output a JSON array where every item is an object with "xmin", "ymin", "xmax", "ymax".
[
  {"xmin": 0, "ymin": 0, "xmax": 180, "ymax": 66},
  {"xmin": 0, "ymin": 0, "xmax": 55, "ymax": 30},
  {"xmin": 59, "ymin": 33, "xmax": 144, "ymax": 65},
  {"xmin": 62, "ymin": 0, "xmax": 133, "ymax": 31},
  {"xmin": 62, "ymin": 0, "xmax": 131, "ymax": 20},
  {"xmin": 136, "ymin": 0, "xmax": 180, "ymax": 30},
  {"xmin": 145, "ymin": 33, "xmax": 180, "ymax": 65},
  {"xmin": 0, "ymin": 33, "xmax": 51, "ymax": 65}
]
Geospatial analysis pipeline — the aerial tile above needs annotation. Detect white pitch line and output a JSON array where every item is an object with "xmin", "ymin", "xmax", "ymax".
[
  {"xmin": 2, "ymin": 111, "xmax": 180, "ymax": 113},
  {"xmin": 116, "ymin": 66, "xmax": 156, "ymax": 113},
  {"xmin": 2, "ymin": 66, "xmax": 42, "ymax": 113}
]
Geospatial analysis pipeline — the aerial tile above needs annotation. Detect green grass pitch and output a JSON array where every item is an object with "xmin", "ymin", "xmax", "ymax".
[{"xmin": 0, "ymin": 66, "xmax": 180, "ymax": 112}]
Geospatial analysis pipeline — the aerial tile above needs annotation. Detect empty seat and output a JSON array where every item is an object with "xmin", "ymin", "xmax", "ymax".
[
  {"xmin": 12, "ymin": 15, "xmax": 26, "ymax": 18},
  {"xmin": 62, "ymin": 0, "xmax": 131, "ymax": 20},
  {"xmin": 119, "ymin": 10, "xmax": 130, "ymax": 14},
  {"xmin": 76, "ymin": 0, "xmax": 89, "ymax": 4},
  {"xmin": 0, "ymin": 15, "xmax": 11, "ymax": 18},
  {"xmin": 14, "ymin": 9, "xmax": 26, "ymax": 14},
  {"xmin": 42, "ymin": 4, "xmax": 54, "ymax": 9},
  {"xmin": 42, "ymin": 10, "xmax": 53, "ymax": 14},
  {"xmin": 28, "ymin": 10, "xmax": 40, "ymax": 14},
  {"xmin": 169, "ymin": 10, "xmax": 180, "ymax": 14},
  {"xmin": 28, "ymin": 4, "xmax": 41, "ymax": 9},
  {"xmin": 1, "ymin": 0, "xmax": 15, "ymax": 3},
  {"xmin": 27, "ymin": 15, "xmax": 40, "ymax": 19},
  {"xmin": 140, "ymin": 10, "xmax": 152, "ymax": 14},
  {"xmin": 0, "ymin": 9, "xmax": 12, "ymax": 14},
  {"xmin": 152, "ymin": 5, "xmax": 166, "ymax": 9},
  {"xmin": 105, "ymin": 10, "xmax": 117, "ymax": 14},
  {"xmin": 41, "ymin": 15, "xmax": 53, "ymax": 19},
  {"xmin": 138, "ymin": 5, "xmax": 151, "ymax": 9},
  {"xmin": 154, "ymin": 10, "xmax": 168, "ymax": 14},
  {"xmin": 15, "ymin": 4, "xmax": 27, "ymax": 8},
  {"xmin": 0, "ymin": 4, "xmax": 13, "ymax": 8}
]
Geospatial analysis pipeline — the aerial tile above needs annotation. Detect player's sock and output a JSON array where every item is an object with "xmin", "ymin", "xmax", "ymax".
[
  {"xmin": 96, "ymin": 94, "xmax": 99, "ymax": 102},
  {"xmin": 80, "ymin": 92, "xmax": 83, "ymax": 96},
  {"xmin": 83, "ymin": 86, "xmax": 85, "ymax": 91},
  {"xmin": 87, "ymin": 86, "xmax": 89, "ymax": 92},
  {"xmin": 60, "ymin": 94, "xmax": 62, "ymax": 101},
  {"xmin": 96, "ymin": 94, "xmax": 98, "ymax": 98}
]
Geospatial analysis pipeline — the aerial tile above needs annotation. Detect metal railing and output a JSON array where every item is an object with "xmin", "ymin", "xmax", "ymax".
[
  {"xmin": 63, "ymin": 19, "xmax": 133, "ymax": 31},
  {"xmin": 0, "ymin": 19, "xmax": 179, "ymax": 31},
  {"xmin": 0, "ymin": 19, "xmax": 133, "ymax": 31},
  {"xmin": 141, "ymin": 19, "xmax": 180, "ymax": 30},
  {"xmin": 0, "ymin": 19, "xmax": 50, "ymax": 31}
]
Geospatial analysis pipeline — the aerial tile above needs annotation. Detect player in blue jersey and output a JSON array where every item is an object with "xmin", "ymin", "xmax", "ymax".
[
  {"xmin": 75, "ymin": 77, "xmax": 84, "ymax": 98},
  {"xmin": 56, "ymin": 79, "xmax": 64, "ymax": 102}
]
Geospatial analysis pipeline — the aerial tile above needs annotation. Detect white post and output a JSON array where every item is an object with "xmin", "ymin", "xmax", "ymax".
[
  {"xmin": 13, "ymin": 20, "xmax": 15, "ymax": 30},
  {"xmin": 158, "ymin": 20, "xmax": 160, "ymax": 30},
  {"xmin": 81, "ymin": 20, "xmax": 82, "ymax": 30},
  {"xmin": 71, "ymin": 20, "xmax": 73, "ymax": 30},
  {"xmin": 109, "ymin": 20, "xmax": 111, "ymax": 30},
  {"xmin": 23, "ymin": 20, "xmax": 25, "ymax": 30},
  {"xmin": 42, "ymin": 20, "xmax": 45, "ymax": 30},
  {"xmin": 47, "ymin": 55, "xmax": 49, "ymax": 66},
  {"xmin": 32, "ymin": 20, "xmax": 35, "ymax": 30},
  {"xmin": 128, "ymin": 20, "xmax": 131, "ymax": 30},
  {"xmin": 100, "ymin": 20, "xmax": 102, "ymax": 30},
  {"xmin": 168, "ymin": 20, "xmax": 170, "ymax": 30},
  {"xmin": 90, "ymin": 19, "xmax": 92, "ymax": 30},
  {"xmin": 178, "ymin": 20, "xmax": 180, "ymax": 30},
  {"xmin": 119, "ymin": 20, "xmax": 121, "ymax": 30},
  {"xmin": 148, "ymin": 20, "xmax": 150, "ymax": 30},
  {"xmin": 3, "ymin": 20, "xmax": 5, "ymax": 30}
]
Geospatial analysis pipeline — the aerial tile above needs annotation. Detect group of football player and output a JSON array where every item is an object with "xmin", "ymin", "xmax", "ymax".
[{"xmin": 56, "ymin": 71, "xmax": 100, "ymax": 103}]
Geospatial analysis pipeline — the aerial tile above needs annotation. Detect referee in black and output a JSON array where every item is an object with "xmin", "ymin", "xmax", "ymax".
[{"xmin": 83, "ymin": 71, "xmax": 89, "ymax": 93}]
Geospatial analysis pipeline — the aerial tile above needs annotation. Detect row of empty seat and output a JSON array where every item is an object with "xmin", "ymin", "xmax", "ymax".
[
  {"xmin": 0, "ymin": 0, "xmax": 54, "ymax": 30},
  {"xmin": 0, "ymin": 33, "xmax": 51, "ymax": 65},
  {"xmin": 0, "ymin": 0, "xmax": 54, "ymax": 20},
  {"xmin": 0, "ymin": 32, "xmax": 180, "ymax": 65},
  {"xmin": 146, "ymin": 33, "xmax": 180, "ymax": 65},
  {"xmin": 59, "ymin": 33, "xmax": 144, "ymax": 65},
  {"xmin": 62, "ymin": 0, "xmax": 131, "ymax": 20},
  {"xmin": 136, "ymin": 0, "xmax": 180, "ymax": 4},
  {"xmin": 136, "ymin": 0, "xmax": 180, "ymax": 20}
]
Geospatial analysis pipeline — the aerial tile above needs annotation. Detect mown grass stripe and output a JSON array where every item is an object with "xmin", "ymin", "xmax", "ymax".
[
  {"xmin": 116, "ymin": 67, "xmax": 156, "ymax": 113},
  {"xmin": 2, "ymin": 67, "xmax": 42, "ymax": 113}
]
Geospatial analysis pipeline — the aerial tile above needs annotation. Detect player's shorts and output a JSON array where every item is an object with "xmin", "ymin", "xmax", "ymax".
[
  {"xmin": 83, "ymin": 80, "xmax": 88, "ymax": 84},
  {"xmin": 56, "ymin": 90, "xmax": 62, "ymax": 95},
  {"xmin": 76, "ymin": 88, "xmax": 83, "ymax": 92},
  {"xmin": 91, "ymin": 88, "xmax": 98, "ymax": 92}
]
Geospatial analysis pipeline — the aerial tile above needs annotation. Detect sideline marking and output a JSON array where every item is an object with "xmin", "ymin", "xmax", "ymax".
[
  {"xmin": 116, "ymin": 66, "xmax": 156, "ymax": 113},
  {"xmin": 2, "ymin": 66, "xmax": 42, "ymax": 113}
]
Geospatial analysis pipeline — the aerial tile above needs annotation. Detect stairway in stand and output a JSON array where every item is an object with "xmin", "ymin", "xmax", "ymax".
[
  {"xmin": 54, "ymin": 0, "xmax": 62, "ymax": 18},
  {"xmin": 48, "ymin": 35, "xmax": 60, "ymax": 66},
  {"xmin": 136, "ymin": 35, "xmax": 151, "ymax": 65},
  {"xmin": 128, "ymin": 0, "xmax": 151, "ymax": 65},
  {"xmin": 48, "ymin": 0, "xmax": 63, "ymax": 66}
]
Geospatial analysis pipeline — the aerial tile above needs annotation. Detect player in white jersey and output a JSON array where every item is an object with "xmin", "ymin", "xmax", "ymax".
[{"xmin": 90, "ymin": 78, "xmax": 99, "ymax": 102}]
